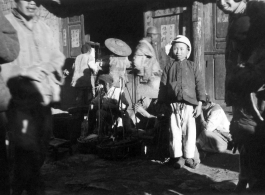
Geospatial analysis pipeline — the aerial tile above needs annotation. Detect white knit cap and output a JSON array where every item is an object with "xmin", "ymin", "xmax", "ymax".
[{"xmin": 165, "ymin": 35, "xmax": 192, "ymax": 59}]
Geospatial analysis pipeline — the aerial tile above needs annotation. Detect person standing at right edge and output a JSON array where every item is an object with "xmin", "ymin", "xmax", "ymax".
[
  {"xmin": 158, "ymin": 35, "xmax": 206, "ymax": 169},
  {"xmin": 217, "ymin": 0, "xmax": 265, "ymax": 193}
]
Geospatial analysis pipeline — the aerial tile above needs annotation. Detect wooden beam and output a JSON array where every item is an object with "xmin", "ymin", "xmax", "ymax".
[{"xmin": 192, "ymin": 1, "xmax": 204, "ymax": 76}]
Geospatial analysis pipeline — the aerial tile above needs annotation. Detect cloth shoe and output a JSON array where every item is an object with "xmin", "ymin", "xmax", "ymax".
[
  {"xmin": 185, "ymin": 158, "xmax": 199, "ymax": 169},
  {"xmin": 174, "ymin": 157, "xmax": 185, "ymax": 169}
]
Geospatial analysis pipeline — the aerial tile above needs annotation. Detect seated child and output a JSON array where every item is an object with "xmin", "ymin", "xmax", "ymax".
[{"xmin": 197, "ymin": 94, "xmax": 232, "ymax": 153}]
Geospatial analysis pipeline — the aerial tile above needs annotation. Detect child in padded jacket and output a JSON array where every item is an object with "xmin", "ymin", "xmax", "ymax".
[{"xmin": 158, "ymin": 35, "xmax": 206, "ymax": 169}]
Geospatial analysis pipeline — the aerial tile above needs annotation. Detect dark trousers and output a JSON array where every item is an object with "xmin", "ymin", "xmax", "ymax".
[
  {"xmin": 7, "ymin": 103, "xmax": 51, "ymax": 195},
  {"xmin": 0, "ymin": 112, "xmax": 10, "ymax": 195},
  {"xmin": 239, "ymin": 136, "xmax": 265, "ymax": 192},
  {"xmin": 12, "ymin": 148, "xmax": 46, "ymax": 195},
  {"xmin": 232, "ymin": 106, "xmax": 265, "ymax": 192}
]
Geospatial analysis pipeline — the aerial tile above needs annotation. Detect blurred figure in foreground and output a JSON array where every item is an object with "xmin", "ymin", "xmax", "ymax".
[
  {"xmin": 0, "ymin": 5, "xmax": 20, "ymax": 195},
  {"xmin": 2, "ymin": 0, "xmax": 65, "ymax": 194}
]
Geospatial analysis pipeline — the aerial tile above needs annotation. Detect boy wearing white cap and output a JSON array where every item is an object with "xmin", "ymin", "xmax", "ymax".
[{"xmin": 158, "ymin": 35, "xmax": 206, "ymax": 169}]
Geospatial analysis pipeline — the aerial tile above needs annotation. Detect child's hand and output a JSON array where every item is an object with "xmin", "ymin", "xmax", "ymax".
[{"xmin": 192, "ymin": 102, "xmax": 202, "ymax": 118}]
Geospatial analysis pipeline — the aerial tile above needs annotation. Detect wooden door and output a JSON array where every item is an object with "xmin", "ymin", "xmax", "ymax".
[
  {"xmin": 203, "ymin": 2, "xmax": 230, "ymax": 111},
  {"xmin": 144, "ymin": 7, "xmax": 192, "ymax": 57},
  {"xmin": 62, "ymin": 15, "xmax": 85, "ymax": 58}
]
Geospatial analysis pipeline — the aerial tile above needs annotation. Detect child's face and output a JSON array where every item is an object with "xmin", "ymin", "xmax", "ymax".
[{"xmin": 172, "ymin": 42, "xmax": 189, "ymax": 61}]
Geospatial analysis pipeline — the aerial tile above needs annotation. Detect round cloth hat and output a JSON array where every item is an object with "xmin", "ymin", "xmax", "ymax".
[
  {"xmin": 105, "ymin": 38, "xmax": 132, "ymax": 57},
  {"xmin": 165, "ymin": 35, "xmax": 192, "ymax": 59}
]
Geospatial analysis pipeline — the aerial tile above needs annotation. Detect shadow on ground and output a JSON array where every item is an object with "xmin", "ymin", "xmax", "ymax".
[
  {"xmin": 41, "ymin": 147, "xmax": 240, "ymax": 195},
  {"xmin": 200, "ymin": 150, "xmax": 240, "ymax": 172}
]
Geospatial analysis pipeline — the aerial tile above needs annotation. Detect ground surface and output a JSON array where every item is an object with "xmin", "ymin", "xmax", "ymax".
[{"xmin": 38, "ymin": 145, "xmax": 242, "ymax": 195}]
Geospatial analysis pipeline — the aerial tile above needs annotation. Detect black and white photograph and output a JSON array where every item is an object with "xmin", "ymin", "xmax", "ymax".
[{"xmin": 0, "ymin": 0, "xmax": 265, "ymax": 194}]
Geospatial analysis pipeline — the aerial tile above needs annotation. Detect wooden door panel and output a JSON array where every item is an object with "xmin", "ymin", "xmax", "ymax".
[
  {"xmin": 204, "ymin": 2, "xmax": 229, "ymax": 109},
  {"xmin": 214, "ymin": 54, "xmax": 226, "ymax": 100},
  {"xmin": 69, "ymin": 24, "xmax": 82, "ymax": 57},
  {"xmin": 216, "ymin": 6, "xmax": 229, "ymax": 39},
  {"xmin": 204, "ymin": 3, "xmax": 214, "ymax": 52},
  {"xmin": 204, "ymin": 55, "xmax": 214, "ymax": 98},
  {"xmin": 154, "ymin": 15, "xmax": 179, "ymax": 50},
  {"xmin": 60, "ymin": 15, "xmax": 85, "ymax": 109},
  {"xmin": 204, "ymin": 54, "xmax": 227, "ymax": 107},
  {"xmin": 62, "ymin": 18, "xmax": 69, "ymax": 58},
  {"xmin": 144, "ymin": 7, "xmax": 191, "ymax": 51},
  {"xmin": 61, "ymin": 15, "xmax": 85, "ymax": 58}
]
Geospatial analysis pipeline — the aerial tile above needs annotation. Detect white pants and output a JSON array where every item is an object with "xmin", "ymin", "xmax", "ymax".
[{"xmin": 169, "ymin": 103, "xmax": 196, "ymax": 158}]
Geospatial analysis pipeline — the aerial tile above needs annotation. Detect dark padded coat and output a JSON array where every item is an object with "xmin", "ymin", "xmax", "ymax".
[{"xmin": 158, "ymin": 58, "xmax": 206, "ymax": 106}]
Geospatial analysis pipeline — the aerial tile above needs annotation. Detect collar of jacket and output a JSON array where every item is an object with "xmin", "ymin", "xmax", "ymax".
[
  {"xmin": 12, "ymin": 8, "xmax": 39, "ymax": 30},
  {"xmin": 169, "ymin": 57, "xmax": 187, "ymax": 65}
]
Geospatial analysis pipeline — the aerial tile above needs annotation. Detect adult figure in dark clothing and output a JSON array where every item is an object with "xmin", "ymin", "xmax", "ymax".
[{"xmin": 217, "ymin": 0, "xmax": 265, "ymax": 193}]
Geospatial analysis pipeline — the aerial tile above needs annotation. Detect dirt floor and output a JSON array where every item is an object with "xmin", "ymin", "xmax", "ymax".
[{"xmin": 38, "ymin": 142, "xmax": 243, "ymax": 195}]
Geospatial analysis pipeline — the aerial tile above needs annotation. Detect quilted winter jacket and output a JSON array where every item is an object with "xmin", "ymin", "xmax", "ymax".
[
  {"xmin": 1, "ymin": 9, "xmax": 65, "ymax": 106},
  {"xmin": 158, "ymin": 58, "xmax": 206, "ymax": 105}
]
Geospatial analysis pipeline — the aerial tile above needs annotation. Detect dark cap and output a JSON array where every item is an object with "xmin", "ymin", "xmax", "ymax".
[
  {"xmin": 146, "ymin": 26, "xmax": 159, "ymax": 34},
  {"xmin": 81, "ymin": 43, "xmax": 92, "ymax": 54}
]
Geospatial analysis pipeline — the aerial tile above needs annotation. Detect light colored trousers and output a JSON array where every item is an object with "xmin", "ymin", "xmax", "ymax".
[{"xmin": 169, "ymin": 103, "xmax": 196, "ymax": 158}]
